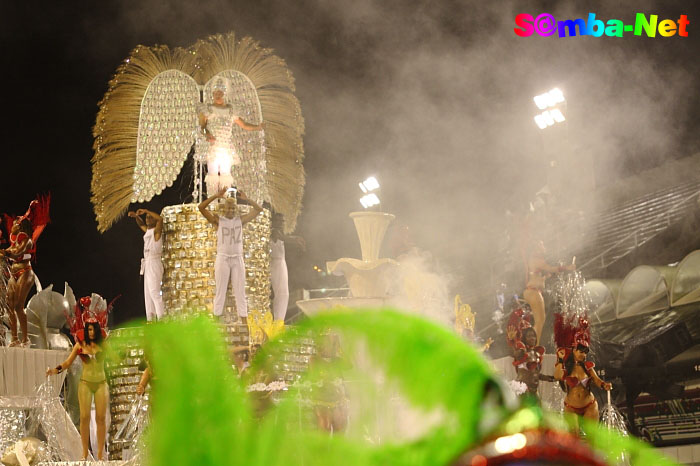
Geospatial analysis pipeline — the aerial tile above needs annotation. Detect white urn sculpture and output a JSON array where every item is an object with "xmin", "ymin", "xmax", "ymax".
[{"xmin": 296, "ymin": 211, "xmax": 398, "ymax": 315}]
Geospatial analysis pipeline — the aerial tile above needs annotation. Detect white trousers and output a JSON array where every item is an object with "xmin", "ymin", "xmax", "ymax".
[
  {"xmin": 143, "ymin": 258, "xmax": 165, "ymax": 321},
  {"xmin": 271, "ymin": 258, "xmax": 289, "ymax": 321},
  {"xmin": 214, "ymin": 254, "xmax": 248, "ymax": 317}
]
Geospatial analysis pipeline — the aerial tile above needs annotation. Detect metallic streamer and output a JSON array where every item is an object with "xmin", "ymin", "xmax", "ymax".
[
  {"xmin": 26, "ymin": 380, "xmax": 70, "ymax": 462},
  {"xmin": 0, "ymin": 408, "xmax": 27, "ymax": 453},
  {"xmin": 600, "ymin": 391, "xmax": 630, "ymax": 465},
  {"xmin": 113, "ymin": 396, "xmax": 149, "ymax": 444}
]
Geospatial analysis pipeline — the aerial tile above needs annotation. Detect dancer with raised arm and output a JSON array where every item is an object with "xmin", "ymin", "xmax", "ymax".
[
  {"xmin": 1, "ymin": 195, "xmax": 50, "ymax": 347},
  {"xmin": 199, "ymin": 188, "xmax": 262, "ymax": 322},
  {"xmin": 522, "ymin": 239, "xmax": 574, "ymax": 344},
  {"xmin": 128, "ymin": 208, "xmax": 164, "ymax": 321}
]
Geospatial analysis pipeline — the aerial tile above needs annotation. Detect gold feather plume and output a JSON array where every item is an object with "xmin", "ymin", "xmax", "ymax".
[
  {"xmin": 193, "ymin": 32, "xmax": 305, "ymax": 233},
  {"xmin": 92, "ymin": 45, "xmax": 197, "ymax": 232},
  {"xmin": 91, "ymin": 32, "xmax": 305, "ymax": 234}
]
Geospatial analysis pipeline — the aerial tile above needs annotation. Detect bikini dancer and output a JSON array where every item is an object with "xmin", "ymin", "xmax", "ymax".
[
  {"xmin": 523, "ymin": 239, "xmax": 574, "ymax": 344},
  {"xmin": 553, "ymin": 316, "xmax": 611, "ymax": 422},
  {"xmin": 1, "ymin": 195, "xmax": 50, "ymax": 347},
  {"xmin": 47, "ymin": 295, "xmax": 115, "ymax": 460}
]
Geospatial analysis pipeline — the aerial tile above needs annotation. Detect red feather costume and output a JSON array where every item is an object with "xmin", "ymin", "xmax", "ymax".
[
  {"xmin": 65, "ymin": 294, "xmax": 118, "ymax": 343},
  {"xmin": 3, "ymin": 194, "xmax": 51, "ymax": 261}
]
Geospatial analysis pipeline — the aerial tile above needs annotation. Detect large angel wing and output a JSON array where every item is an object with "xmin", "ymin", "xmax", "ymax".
[
  {"xmin": 133, "ymin": 70, "xmax": 199, "ymax": 203},
  {"xmin": 201, "ymin": 71, "xmax": 267, "ymax": 205},
  {"xmin": 194, "ymin": 33, "xmax": 306, "ymax": 234},
  {"xmin": 92, "ymin": 46, "xmax": 198, "ymax": 232},
  {"xmin": 93, "ymin": 34, "xmax": 305, "ymax": 233}
]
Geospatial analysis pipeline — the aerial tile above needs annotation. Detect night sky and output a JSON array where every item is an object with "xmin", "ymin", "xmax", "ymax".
[{"xmin": 2, "ymin": 0, "xmax": 699, "ymax": 324}]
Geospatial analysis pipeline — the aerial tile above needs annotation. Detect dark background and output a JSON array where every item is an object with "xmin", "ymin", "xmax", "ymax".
[{"xmin": 1, "ymin": 0, "xmax": 698, "ymax": 324}]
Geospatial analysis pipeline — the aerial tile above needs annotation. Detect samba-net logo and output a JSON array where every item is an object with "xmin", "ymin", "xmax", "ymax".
[{"xmin": 515, "ymin": 13, "xmax": 689, "ymax": 38}]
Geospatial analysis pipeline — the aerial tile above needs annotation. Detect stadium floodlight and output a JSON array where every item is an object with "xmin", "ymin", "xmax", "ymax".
[
  {"xmin": 534, "ymin": 109, "xmax": 566, "ymax": 130},
  {"xmin": 534, "ymin": 88, "xmax": 565, "ymax": 110},
  {"xmin": 359, "ymin": 176, "xmax": 380, "ymax": 193},
  {"xmin": 534, "ymin": 114, "xmax": 548, "ymax": 129},
  {"xmin": 360, "ymin": 193, "xmax": 381, "ymax": 209},
  {"xmin": 550, "ymin": 108, "xmax": 565, "ymax": 122}
]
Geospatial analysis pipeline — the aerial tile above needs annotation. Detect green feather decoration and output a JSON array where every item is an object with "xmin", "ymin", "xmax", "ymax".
[{"xmin": 112, "ymin": 309, "xmax": 677, "ymax": 466}]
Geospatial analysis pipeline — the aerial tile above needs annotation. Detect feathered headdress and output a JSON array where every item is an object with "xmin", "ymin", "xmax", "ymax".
[
  {"xmin": 554, "ymin": 313, "xmax": 590, "ymax": 350},
  {"xmin": 2, "ymin": 194, "xmax": 51, "ymax": 257},
  {"xmin": 506, "ymin": 305, "xmax": 534, "ymax": 347},
  {"xmin": 65, "ymin": 294, "xmax": 118, "ymax": 342}
]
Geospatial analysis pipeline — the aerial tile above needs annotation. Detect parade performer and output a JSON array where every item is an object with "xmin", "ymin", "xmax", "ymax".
[
  {"xmin": 506, "ymin": 307, "xmax": 550, "ymax": 397},
  {"xmin": 553, "ymin": 314, "xmax": 611, "ymax": 421},
  {"xmin": 270, "ymin": 213, "xmax": 305, "ymax": 330},
  {"xmin": 522, "ymin": 239, "xmax": 574, "ymax": 344},
  {"xmin": 128, "ymin": 209, "xmax": 165, "ymax": 321},
  {"xmin": 1, "ymin": 195, "xmax": 50, "ymax": 347},
  {"xmin": 199, "ymin": 188, "xmax": 262, "ymax": 322},
  {"xmin": 0, "ymin": 231, "xmax": 9, "ymax": 347},
  {"xmin": 47, "ymin": 295, "xmax": 115, "ymax": 460},
  {"xmin": 198, "ymin": 77, "xmax": 265, "ymax": 196}
]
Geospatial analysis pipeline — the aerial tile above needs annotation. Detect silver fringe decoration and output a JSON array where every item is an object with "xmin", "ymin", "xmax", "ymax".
[
  {"xmin": 26, "ymin": 380, "xmax": 70, "ymax": 462},
  {"xmin": 551, "ymin": 271, "xmax": 590, "ymax": 323},
  {"xmin": 600, "ymin": 391, "xmax": 630, "ymax": 466}
]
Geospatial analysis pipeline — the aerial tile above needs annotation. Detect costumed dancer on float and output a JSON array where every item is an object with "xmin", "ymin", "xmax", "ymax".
[
  {"xmin": 199, "ymin": 188, "xmax": 262, "ymax": 323},
  {"xmin": 506, "ymin": 306, "xmax": 553, "ymax": 398},
  {"xmin": 0, "ymin": 229, "xmax": 9, "ymax": 346},
  {"xmin": 128, "ymin": 208, "xmax": 165, "ymax": 321},
  {"xmin": 198, "ymin": 77, "xmax": 265, "ymax": 196},
  {"xmin": 270, "ymin": 212, "xmax": 305, "ymax": 332},
  {"xmin": 47, "ymin": 295, "xmax": 116, "ymax": 460},
  {"xmin": 522, "ymin": 239, "xmax": 575, "ymax": 344},
  {"xmin": 553, "ymin": 314, "xmax": 611, "ymax": 423},
  {"xmin": 1, "ymin": 195, "xmax": 50, "ymax": 347}
]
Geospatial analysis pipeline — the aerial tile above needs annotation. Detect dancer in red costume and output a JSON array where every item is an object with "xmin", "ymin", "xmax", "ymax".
[
  {"xmin": 506, "ymin": 306, "xmax": 552, "ymax": 397},
  {"xmin": 0, "ymin": 230, "xmax": 9, "ymax": 346},
  {"xmin": 1, "ymin": 195, "xmax": 50, "ymax": 347},
  {"xmin": 553, "ymin": 315, "xmax": 611, "ymax": 422},
  {"xmin": 47, "ymin": 295, "xmax": 116, "ymax": 460}
]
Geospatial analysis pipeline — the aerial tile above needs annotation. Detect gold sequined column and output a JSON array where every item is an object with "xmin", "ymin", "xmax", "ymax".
[{"xmin": 160, "ymin": 203, "xmax": 271, "ymax": 343}]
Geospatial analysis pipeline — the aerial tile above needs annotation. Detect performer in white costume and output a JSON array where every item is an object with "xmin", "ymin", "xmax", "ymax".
[
  {"xmin": 199, "ymin": 188, "xmax": 262, "ymax": 322},
  {"xmin": 128, "ymin": 209, "xmax": 164, "ymax": 321},
  {"xmin": 198, "ymin": 77, "xmax": 265, "ymax": 196},
  {"xmin": 270, "ymin": 213, "xmax": 305, "ymax": 324}
]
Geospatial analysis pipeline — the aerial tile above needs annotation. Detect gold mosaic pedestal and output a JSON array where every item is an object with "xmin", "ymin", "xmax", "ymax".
[
  {"xmin": 161, "ymin": 203, "xmax": 272, "ymax": 344},
  {"xmin": 105, "ymin": 327, "xmax": 146, "ymax": 461}
]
